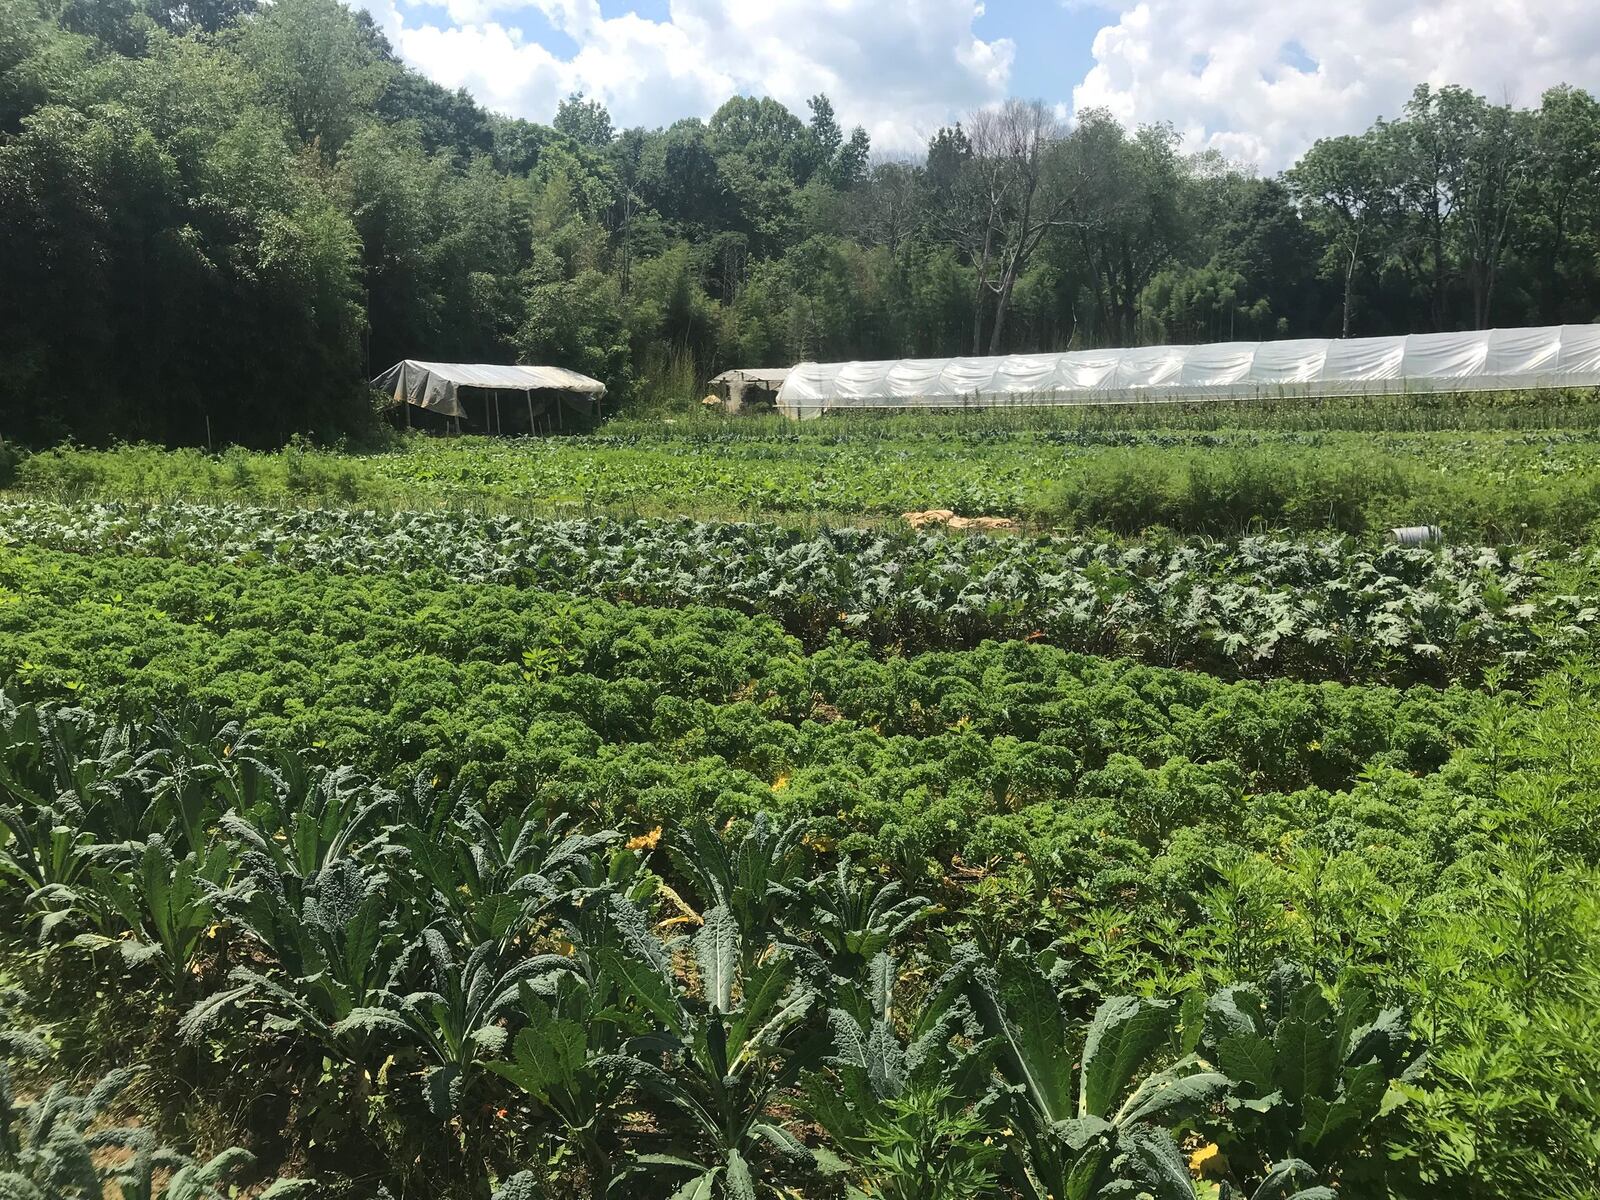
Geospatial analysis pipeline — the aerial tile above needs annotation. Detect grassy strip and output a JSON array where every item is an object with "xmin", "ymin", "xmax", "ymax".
[{"xmin": 9, "ymin": 424, "xmax": 1600, "ymax": 541}]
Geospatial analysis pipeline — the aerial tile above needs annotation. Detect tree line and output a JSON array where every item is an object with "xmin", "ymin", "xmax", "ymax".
[{"xmin": 1, "ymin": 0, "xmax": 1598, "ymax": 445}]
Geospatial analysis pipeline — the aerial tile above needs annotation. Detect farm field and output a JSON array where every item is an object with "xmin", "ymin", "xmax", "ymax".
[
  {"xmin": 6, "ymin": 1, "xmax": 1600, "ymax": 1193},
  {"xmin": 2, "ymin": 404, "xmax": 1599, "ymax": 1200},
  {"xmin": 15, "ymin": 404, "xmax": 1600, "ymax": 541}
]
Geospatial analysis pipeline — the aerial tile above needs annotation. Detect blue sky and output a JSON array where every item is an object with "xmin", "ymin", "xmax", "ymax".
[
  {"xmin": 548, "ymin": 0, "xmax": 1114, "ymax": 101},
  {"xmin": 473, "ymin": 0, "xmax": 1110, "ymax": 116},
  {"xmin": 358, "ymin": 0, "xmax": 1599, "ymax": 170},
  {"xmin": 974, "ymin": 1, "xmax": 1105, "ymax": 102}
]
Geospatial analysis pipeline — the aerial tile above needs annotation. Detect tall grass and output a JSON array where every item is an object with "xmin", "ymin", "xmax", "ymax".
[
  {"xmin": 1040, "ymin": 442, "xmax": 1600, "ymax": 540},
  {"xmin": 628, "ymin": 344, "xmax": 704, "ymax": 416}
]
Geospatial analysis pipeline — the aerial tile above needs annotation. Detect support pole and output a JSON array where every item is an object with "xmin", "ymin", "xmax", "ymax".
[
  {"xmin": 494, "ymin": 392, "xmax": 501, "ymax": 435},
  {"xmin": 526, "ymin": 391, "xmax": 535, "ymax": 435}
]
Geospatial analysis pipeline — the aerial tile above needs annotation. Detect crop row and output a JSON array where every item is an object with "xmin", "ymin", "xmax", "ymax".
[
  {"xmin": 13, "ymin": 426, "xmax": 1600, "ymax": 539},
  {"xmin": 0, "ymin": 545, "xmax": 1491, "ymax": 905},
  {"xmin": 5, "ymin": 692, "xmax": 1596, "ymax": 1200},
  {"xmin": 3, "ymin": 690, "xmax": 1419, "ymax": 1200},
  {"xmin": 3, "ymin": 500, "xmax": 1593, "ymax": 683}
]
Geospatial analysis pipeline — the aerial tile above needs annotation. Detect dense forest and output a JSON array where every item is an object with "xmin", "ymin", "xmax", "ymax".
[{"xmin": 1, "ymin": 0, "xmax": 1598, "ymax": 445}]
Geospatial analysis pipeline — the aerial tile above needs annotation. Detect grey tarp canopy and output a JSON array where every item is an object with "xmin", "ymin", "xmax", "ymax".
[
  {"xmin": 709, "ymin": 367, "xmax": 790, "ymax": 413},
  {"xmin": 373, "ymin": 360, "xmax": 606, "ymax": 420},
  {"xmin": 709, "ymin": 368, "xmax": 790, "ymax": 389}
]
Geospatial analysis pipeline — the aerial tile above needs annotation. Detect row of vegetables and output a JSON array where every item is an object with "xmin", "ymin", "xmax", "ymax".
[
  {"xmin": 0, "ymin": 545, "xmax": 1492, "ymax": 900},
  {"xmin": 3, "ymin": 500, "xmax": 1593, "ymax": 681},
  {"xmin": 0, "ymin": 693, "xmax": 1500, "ymax": 1200},
  {"xmin": 6, "ymin": 684, "xmax": 1597, "ymax": 1199}
]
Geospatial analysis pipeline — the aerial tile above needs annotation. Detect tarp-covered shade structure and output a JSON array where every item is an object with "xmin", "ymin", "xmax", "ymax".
[
  {"xmin": 374, "ymin": 360, "xmax": 606, "ymax": 431},
  {"xmin": 709, "ymin": 367, "xmax": 790, "ymax": 413},
  {"xmin": 775, "ymin": 325, "xmax": 1600, "ymax": 419}
]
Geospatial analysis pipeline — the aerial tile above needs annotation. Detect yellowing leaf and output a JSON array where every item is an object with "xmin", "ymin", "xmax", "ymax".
[
  {"xmin": 626, "ymin": 826, "xmax": 662, "ymax": 851},
  {"xmin": 1189, "ymin": 1143, "xmax": 1228, "ymax": 1178}
]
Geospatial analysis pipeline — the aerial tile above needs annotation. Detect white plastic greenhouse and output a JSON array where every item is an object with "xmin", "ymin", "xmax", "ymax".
[{"xmin": 774, "ymin": 325, "xmax": 1600, "ymax": 419}]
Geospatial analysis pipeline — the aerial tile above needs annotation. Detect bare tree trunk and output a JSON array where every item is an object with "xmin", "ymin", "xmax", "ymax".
[
  {"xmin": 1341, "ymin": 225, "xmax": 1362, "ymax": 338},
  {"xmin": 971, "ymin": 229, "xmax": 993, "ymax": 355},
  {"xmin": 1341, "ymin": 259, "xmax": 1355, "ymax": 338},
  {"xmin": 989, "ymin": 265, "xmax": 1015, "ymax": 354},
  {"xmin": 988, "ymin": 178, "xmax": 1039, "ymax": 355},
  {"xmin": 1118, "ymin": 245, "xmax": 1139, "ymax": 344},
  {"xmin": 1480, "ymin": 187, "xmax": 1518, "ymax": 329},
  {"xmin": 989, "ymin": 228, "xmax": 1051, "ymax": 354},
  {"xmin": 1078, "ymin": 232, "xmax": 1111, "ymax": 343}
]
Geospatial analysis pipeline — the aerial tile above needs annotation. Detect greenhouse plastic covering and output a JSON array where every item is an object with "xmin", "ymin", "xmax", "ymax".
[
  {"xmin": 373, "ymin": 360, "xmax": 606, "ymax": 419},
  {"xmin": 775, "ymin": 325, "xmax": 1600, "ymax": 418}
]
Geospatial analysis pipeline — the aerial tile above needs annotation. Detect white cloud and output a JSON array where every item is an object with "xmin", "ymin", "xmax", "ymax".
[
  {"xmin": 1070, "ymin": 0, "xmax": 1600, "ymax": 170},
  {"xmin": 357, "ymin": 0, "xmax": 1600, "ymax": 169},
  {"xmin": 358, "ymin": 0, "xmax": 1014, "ymax": 152}
]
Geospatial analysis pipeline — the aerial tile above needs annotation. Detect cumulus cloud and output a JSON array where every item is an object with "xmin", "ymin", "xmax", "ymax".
[
  {"xmin": 1071, "ymin": 0, "xmax": 1600, "ymax": 170},
  {"xmin": 357, "ymin": 0, "xmax": 1014, "ymax": 152},
  {"xmin": 355, "ymin": 0, "xmax": 1600, "ymax": 168}
]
